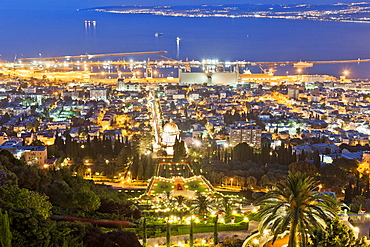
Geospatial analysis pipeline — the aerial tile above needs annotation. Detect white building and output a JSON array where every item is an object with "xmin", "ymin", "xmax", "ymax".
[
  {"xmin": 90, "ymin": 88, "xmax": 108, "ymax": 101},
  {"xmin": 161, "ymin": 122, "xmax": 180, "ymax": 155}
]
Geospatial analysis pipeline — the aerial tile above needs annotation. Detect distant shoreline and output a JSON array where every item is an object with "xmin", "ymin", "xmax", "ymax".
[
  {"xmin": 87, "ymin": 9, "xmax": 370, "ymax": 24},
  {"xmin": 81, "ymin": 3, "xmax": 370, "ymax": 24}
]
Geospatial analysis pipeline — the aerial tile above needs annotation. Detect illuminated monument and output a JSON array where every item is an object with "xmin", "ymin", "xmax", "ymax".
[
  {"xmin": 144, "ymin": 161, "xmax": 215, "ymax": 197},
  {"xmin": 144, "ymin": 121, "xmax": 214, "ymax": 197},
  {"xmin": 161, "ymin": 121, "xmax": 180, "ymax": 156}
]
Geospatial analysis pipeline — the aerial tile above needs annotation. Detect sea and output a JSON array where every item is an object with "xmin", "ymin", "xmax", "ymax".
[{"xmin": 1, "ymin": 4, "xmax": 370, "ymax": 78}]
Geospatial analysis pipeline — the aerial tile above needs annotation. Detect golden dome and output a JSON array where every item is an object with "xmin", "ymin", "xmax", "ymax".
[{"xmin": 163, "ymin": 122, "xmax": 179, "ymax": 133}]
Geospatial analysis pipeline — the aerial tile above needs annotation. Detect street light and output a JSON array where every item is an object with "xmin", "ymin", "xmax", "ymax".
[
  {"xmin": 343, "ymin": 69, "xmax": 350, "ymax": 79},
  {"xmin": 194, "ymin": 140, "xmax": 202, "ymax": 147},
  {"xmin": 127, "ymin": 171, "xmax": 132, "ymax": 183},
  {"xmin": 366, "ymin": 170, "xmax": 370, "ymax": 192}
]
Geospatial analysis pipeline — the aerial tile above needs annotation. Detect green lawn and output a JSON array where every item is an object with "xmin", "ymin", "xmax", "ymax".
[
  {"xmin": 184, "ymin": 180, "xmax": 207, "ymax": 192},
  {"xmin": 152, "ymin": 181, "xmax": 174, "ymax": 194},
  {"xmin": 139, "ymin": 223, "xmax": 249, "ymax": 238},
  {"xmin": 176, "ymin": 223, "xmax": 248, "ymax": 235}
]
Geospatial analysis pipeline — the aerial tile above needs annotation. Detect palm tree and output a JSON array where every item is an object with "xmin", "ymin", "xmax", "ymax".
[
  {"xmin": 175, "ymin": 195, "xmax": 186, "ymax": 207},
  {"xmin": 192, "ymin": 192, "xmax": 214, "ymax": 216},
  {"xmin": 256, "ymin": 172, "xmax": 337, "ymax": 247},
  {"xmin": 220, "ymin": 196, "xmax": 233, "ymax": 216}
]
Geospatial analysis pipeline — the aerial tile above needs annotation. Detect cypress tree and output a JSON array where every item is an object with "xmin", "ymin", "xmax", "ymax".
[
  {"xmin": 313, "ymin": 150, "xmax": 321, "ymax": 170},
  {"xmin": 86, "ymin": 135, "xmax": 92, "ymax": 157},
  {"xmin": 189, "ymin": 216, "xmax": 194, "ymax": 247},
  {"xmin": 0, "ymin": 209, "xmax": 11, "ymax": 247},
  {"xmin": 178, "ymin": 140, "xmax": 186, "ymax": 160},
  {"xmin": 137, "ymin": 161, "xmax": 144, "ymax": 180},
  {"xmin": 292, "ymin": 151, "xmax": 297, "ymax": 163},
  {"xmin": 131, "ymin": 154, "xmax": 140, "ymax": 179},
  {"xmin": 142, "ymin": 217, "xmax": 147, "ymax": 247},
  {"xmin": 102, "ymin": 137, "xmax": 113, "ymax": 157},
  {"xmin": 173, "ymin": 138, "xmax": 186, "ymax": 162},
  {"xmin": 113, "ymin": 139, "xmax": 122, "ymax": 157},
  {"xmin": 166, "ymin": 220, "xmax": 171, "ymax": 247},
  {"xmin": 144, "ymin": 155, "xmax": 154, "ymax": 179},
  {"xmin": 214, "ymin": 214, "xmax": 218, "ymax": 246},
  {"xmin": 54, "ymin": 134, "xmax": 65, "ymax": 152},
  {"xmin": 65, "ymin": 133, "xmax": 72, "ymax": 157}
]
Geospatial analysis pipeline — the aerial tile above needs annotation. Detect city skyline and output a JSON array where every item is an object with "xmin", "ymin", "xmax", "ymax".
[{"xmin": 2, "ymin": 1, "xmax": 370, "ymax": 247}]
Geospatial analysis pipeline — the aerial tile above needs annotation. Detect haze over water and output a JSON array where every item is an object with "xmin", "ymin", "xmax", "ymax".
[{"xmin": 1, "ymin": 2, "xmax": 370, "ymax": 78}]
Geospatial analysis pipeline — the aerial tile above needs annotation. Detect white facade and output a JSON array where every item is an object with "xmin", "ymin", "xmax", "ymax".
[
  {"xmin": 161, "ymin": 122, "xmax": 180, "ymax": 155},
  {"xmin": 90, "ymin": 89, "xmax": 108, "ymax": 101}
]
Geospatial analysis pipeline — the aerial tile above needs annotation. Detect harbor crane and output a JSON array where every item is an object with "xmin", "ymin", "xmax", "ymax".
[{"xmin": 10, "ymin": 51, "xmax": 370, "ymax": 78}]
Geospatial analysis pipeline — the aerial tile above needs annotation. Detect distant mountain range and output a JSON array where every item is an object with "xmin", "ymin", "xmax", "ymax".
[{"xmin": 81, "ymin": 3, "xmax": 370, "ymax": 23}]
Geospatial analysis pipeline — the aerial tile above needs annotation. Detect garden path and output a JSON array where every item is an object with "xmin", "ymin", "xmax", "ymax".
[{"xmin": 146, "ymin": 221, "xmax": 259, "ymax": 246}]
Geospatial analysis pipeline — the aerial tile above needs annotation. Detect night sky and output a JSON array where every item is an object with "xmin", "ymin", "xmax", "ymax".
[{"xmin": 1, "ymin": 0, "xmax": 361, "ymax": 10}]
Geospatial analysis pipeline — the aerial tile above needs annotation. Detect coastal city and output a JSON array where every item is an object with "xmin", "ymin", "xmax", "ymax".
[
  {"xmin": 86, "ymin": 2, "xmax": 370, "ymax": 23},
  {"xmin": 1, "ymin": 52, "xmax": 370, "ymax": 246},
  {"xmin": 3, "ymin": 0, "xmax": 370, "ymax": 245}
]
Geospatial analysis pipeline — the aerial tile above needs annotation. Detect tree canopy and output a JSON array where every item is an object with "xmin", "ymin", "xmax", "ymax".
[
  {"xmin": 309, "ymin": 218, "xmax": 369, "ymax": 247},
  {"xmin": 256, "ymin": 172, "xmax": 337, "ymax": 246},
  {"xmin": 0, "ymin": 185, "xmax": 52, "ymax": 219}
]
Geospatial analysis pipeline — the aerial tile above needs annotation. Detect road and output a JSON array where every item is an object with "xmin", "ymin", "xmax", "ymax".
[{"xmin": 148, "ymin": 90, "xmax": 161, "ymax": 150}]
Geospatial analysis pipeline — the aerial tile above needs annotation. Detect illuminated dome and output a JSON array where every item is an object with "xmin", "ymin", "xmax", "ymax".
[
  {"xmin": 163, "ymin": 122, "xmax": 179, "ymax": 134},
  {"xmin": 162, "ymin": 121, "xmax": 180, "ymax": 155}
]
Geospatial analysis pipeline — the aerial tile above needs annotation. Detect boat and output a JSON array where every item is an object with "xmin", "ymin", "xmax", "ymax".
[
  {"xmin": 85, "ymin": 20, "xmax": 97, "ymax": 24},
  {"xmin": 155, "ymin": 33, "xmax": 163, "ymax": 37}
]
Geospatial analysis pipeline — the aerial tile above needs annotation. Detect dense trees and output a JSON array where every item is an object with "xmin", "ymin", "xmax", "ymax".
[
  {"xmin": 289, "ymin": 160, "xmax": 318, "ymax": 177},
  {"xmin": 199, "ymin": 142, "xmax": 308, "ymax": 190},
  {"xmin": 173, "ymin": 137, "xmax": 187, "ymax": 162},
  {"xmin": 54, "ymin": 132, "xmax": 133, "ymax": 162},
  {"xmin": 51, "ymin": 129, "xmax": 159, "ymax": 181},
  {"xmin": 82, "ymin": 227, "xmax": 142, "ymax": 247},
  {"xmin": 256, "ymin": 172, "xmax": 337, "ymax": 247},
  {"xmin": 223, "ymin": 111, "xmax": 247, "ymax": 125},
  {"xmin": 202, "ymin": 159, "xmax": 288, "ymax": 188},
  {"xmin": 309, "ymin": 218, "xmax": 369, "ymax": 247},
  {"xmin": 8, "ymin": 208, "xmax": 60, "ymax": 247},
  {"xmin": 0, "ymin": 152, "xmax": 141, "ymax": 247},
  {"xmin": 197, "ymin": 139, "xmax": 370, "ymax": 208},
  {"xmin": 0, "ymin": 186, "xmax": 52, "ymax": 219},
  {"xmin": 12, "ymin": 165, "xmax": 51, "ymax": 190}
]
